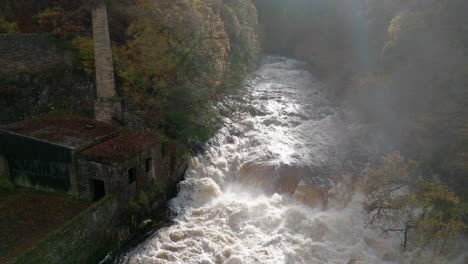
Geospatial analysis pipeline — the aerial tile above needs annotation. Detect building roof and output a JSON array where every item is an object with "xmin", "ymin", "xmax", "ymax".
[
  {"xmin": 80, "ymin": 132, "xmax": 157, "ymax": 164},
  {"xmin": 0, "ymin": 116, "xmax": 120, "ymax": 150}
]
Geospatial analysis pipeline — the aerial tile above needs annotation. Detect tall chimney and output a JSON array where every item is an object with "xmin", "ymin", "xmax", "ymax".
[{"xmin": 92, "ymin": 1, "xmax": 121, "ymax": 124}]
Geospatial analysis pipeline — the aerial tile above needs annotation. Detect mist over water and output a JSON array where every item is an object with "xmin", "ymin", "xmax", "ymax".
[{"xmin": 116, "ymin": 57, "xmax": 464, "ymax": 264}]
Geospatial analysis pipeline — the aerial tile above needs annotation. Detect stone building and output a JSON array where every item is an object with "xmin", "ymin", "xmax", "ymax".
[
  {"xmin": 0, "ymin": 116, "xmax": 119, "ymax": 195},
  {"xmin": 78, "ymin": 132, "xmax": 159, "ymax": 202},
  {"xmin": 0, "ymin": 116, "xmax": 164, "ymax": 203}
]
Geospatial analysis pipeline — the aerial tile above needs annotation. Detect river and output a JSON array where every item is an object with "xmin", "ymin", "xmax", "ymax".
[{"xmin": 114, "ymin": 56, "xmax": 465, "ymax": 264}]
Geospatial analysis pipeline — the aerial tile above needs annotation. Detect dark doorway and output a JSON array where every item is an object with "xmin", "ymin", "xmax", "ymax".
[
  {"xmin": 145, "ymin": 158, "xmax": 152, "ymax": 173},
  {"xmin": 92, "ymin": 179, "xmax": 105, "ymax": 201},
  {"xmin": 128, "ymin": 167, "xmax": 136, "ymax": 184}
]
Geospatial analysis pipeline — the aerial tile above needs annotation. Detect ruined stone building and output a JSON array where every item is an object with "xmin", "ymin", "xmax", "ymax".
[
  {"xmin": 0, "ymin": 116, "xmax": 164, "ymax": 203},
  {"xmin": 78, "ymin": 131, "xmax": 159, "ymax": 202}
]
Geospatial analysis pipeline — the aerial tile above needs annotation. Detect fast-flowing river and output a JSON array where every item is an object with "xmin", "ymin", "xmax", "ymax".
[{"xmin": 115, "ymin": 57, "xmax": 465, "ymax": 264}]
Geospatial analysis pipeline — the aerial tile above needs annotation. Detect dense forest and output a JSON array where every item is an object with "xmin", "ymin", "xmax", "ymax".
[{"xmin": 256, "ymin": 0, "xmax": 468, "ymax": 252}]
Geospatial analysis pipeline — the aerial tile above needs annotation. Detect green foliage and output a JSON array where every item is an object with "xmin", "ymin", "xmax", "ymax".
[
  {"xmin": 364, "ymin": 152, "xmax": 418, "ymax": 199},
  {"xmin": 72, "ymin": 36, "xmax": 95, "ymax": 75},
  {"xmin": 129, "ymin": 185, "xmax": 165, "ymax": 228},
  {"xmin": 0, "ymin": 16, "xmax": 18, "ymax": 33},
  {"xmin": 115, "ymin": 0, "xmax": 260, "ymax": 145},
  {"xmin": 411, "ymin": 183, "xmax": 467, "ymax": 251},
  {"xmin": 221, "ymin": 0, "xmax": 260, "ymax": 77},
  {"xmin": 364, "ymin": 153, "xmax": 467, "ymax": 253},
  {"xmin": 0, "ymin": 176, "xmax": 15, "ymax": 192}
]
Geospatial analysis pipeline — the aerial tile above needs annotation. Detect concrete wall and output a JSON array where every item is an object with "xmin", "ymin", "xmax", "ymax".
[
  {"xmin": 11, "ymin": 195, "xmax": 120, "ymax": 264},
  {"xmin": 0, "ymin": 33, "xmax": 72, "ymax": 73}
]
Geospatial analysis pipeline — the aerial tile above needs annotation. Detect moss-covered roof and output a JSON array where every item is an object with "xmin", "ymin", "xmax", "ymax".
[
  {"xmin": 80, "ymin": 132, "xmax": 157, "ymax": 164},
  {"xmin": 0, "ymin": 116, "xmax": 120, "ymax": 150}
]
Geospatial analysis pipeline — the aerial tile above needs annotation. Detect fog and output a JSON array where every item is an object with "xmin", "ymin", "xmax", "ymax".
[{"xmin": 255, "ymin": 0, "xmax": 468, "ymax": 198}]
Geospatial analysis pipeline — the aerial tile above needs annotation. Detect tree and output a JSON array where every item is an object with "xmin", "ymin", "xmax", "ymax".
[
  {"xmin": 364, "ymin": 153, "xmax": 467, "ymax": 253},
  {"xmin": 114, "ymin": 0, "xmax": 259, "ymax": 144}
]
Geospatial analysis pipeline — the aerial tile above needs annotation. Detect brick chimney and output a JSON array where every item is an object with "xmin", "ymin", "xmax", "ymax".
[{"xmin": 92, "ymin": 1, "xmax": 121, "ymax": 124}]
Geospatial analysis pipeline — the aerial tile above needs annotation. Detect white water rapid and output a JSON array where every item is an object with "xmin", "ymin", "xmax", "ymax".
[{"xmin": 117, "ymin": 57, "xmax": 466, "ymax": 264}]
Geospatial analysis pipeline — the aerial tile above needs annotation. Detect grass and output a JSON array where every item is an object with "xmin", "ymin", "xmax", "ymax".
[{"xmin": 0, "ymin": 188, "xmax": 90, "ymax": 263}]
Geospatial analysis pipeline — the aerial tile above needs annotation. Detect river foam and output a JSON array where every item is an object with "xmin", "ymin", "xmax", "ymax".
[{"xmin": 117, "ymin": 57, "xmax": 466, "ymax": 264}]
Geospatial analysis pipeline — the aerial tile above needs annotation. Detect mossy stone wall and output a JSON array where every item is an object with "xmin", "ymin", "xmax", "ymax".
[{"xmin": 0, "ymin": 33, "xmax": 72, "ymax": 73}]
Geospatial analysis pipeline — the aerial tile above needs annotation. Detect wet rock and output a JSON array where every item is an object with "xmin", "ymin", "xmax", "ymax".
[
  {"xmin": 292, "ymin": 180, "xmax": 327, "ymax": 208},
  {"xmin": 238, "ymin": 162, "xmax": 279, "ymax": 192},
  {"xmin": 274, "ymin": 164, "xmax": 306, "ymax": 194},
  {"xmin": 239, "ymin": 162, "xmax": 320, "ymax": 195}
]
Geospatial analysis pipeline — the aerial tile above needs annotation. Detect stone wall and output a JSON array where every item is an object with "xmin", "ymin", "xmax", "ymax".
[
  {"xmin": 11, "ymin": 195, "xmax": 120, "ymax": 264},
  {"xmin": 0, "ymin": 33, "xmax": 95, "ymax": 124},
  {"xmin": 0, "ymin": 33, "xmax": 72, "ymax": 73},
  {"xmin": 0, "ymin": 71, "xmax": 95, "ymax": 124},
  {"xmin": 159, "ymin": 141, "xmax": 188, "ymax": 192},
  {"xmin": 77, "ymin": 145, "xmax": 157, "ymax": 203}
]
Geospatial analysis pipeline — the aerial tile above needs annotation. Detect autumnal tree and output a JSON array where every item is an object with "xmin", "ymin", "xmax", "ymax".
[
  {"xmin": 364, "ymin": 153, "xmax": 467, "ymax": 253},
  {"xmin": 72, "ymin": 36, "xmax": 95, "ymax": 75},
  {"xmin": 115, "ymin": 0, "xmax": 259, "ymax": 144}
]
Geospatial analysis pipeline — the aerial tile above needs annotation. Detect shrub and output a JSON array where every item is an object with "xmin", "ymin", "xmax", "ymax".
[
  {"xmin": 0, "ymin": 16, "xmax": 17, "ymax": 33},
  {"xmin": 0, "ymin": 176, "xmax": 15, "ymax": 192},
  {"xmin": 72, "ymin": 36, "xmax": 95, "ymax": 75}
]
